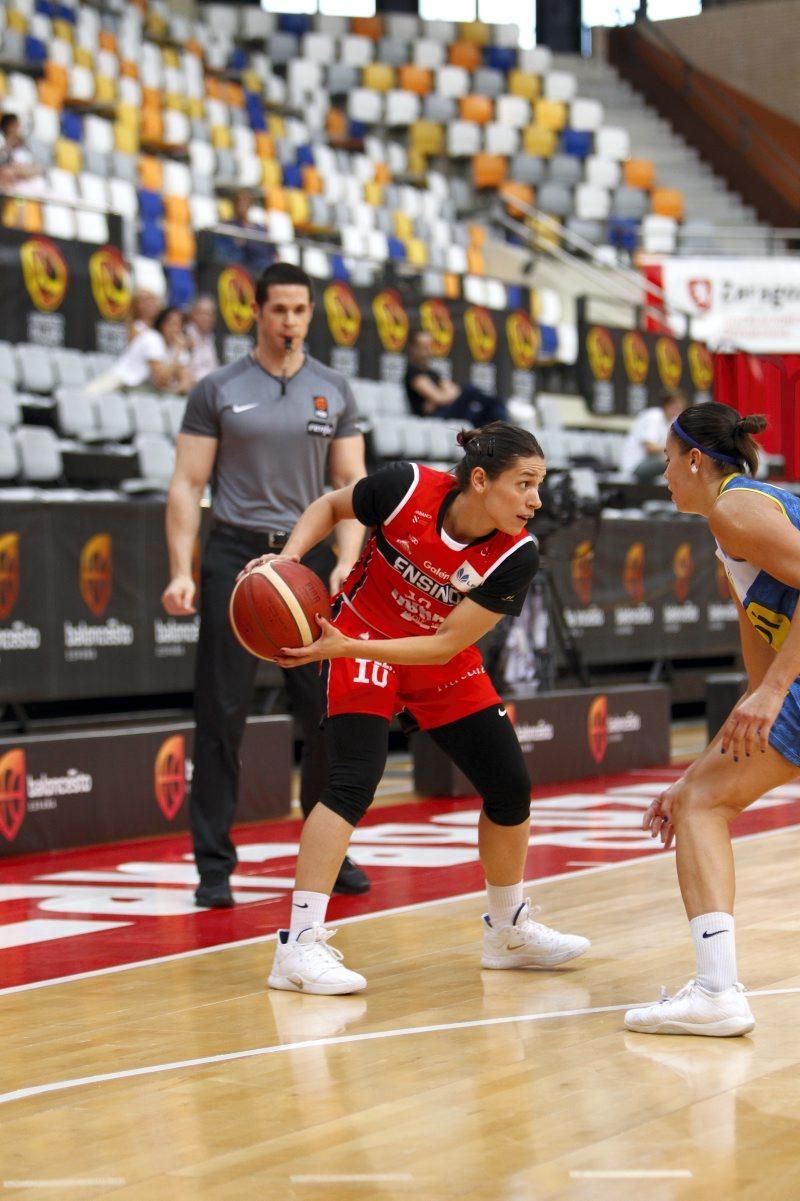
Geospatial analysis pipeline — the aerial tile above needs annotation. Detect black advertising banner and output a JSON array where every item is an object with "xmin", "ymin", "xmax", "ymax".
[
  {"xmin": 0, "ymin": 716, "xmax": 292, "ymax": 857},
  {"xmin": 578, "ymin": 317, "xmax": 715, "ymax": 416},
  {"xmin": 0, "ymin": 505, "xmax": 58, "ymax": 701},
  {"xmin": 546, "ymin": 516, "xmax": 740, "ymax": 665},
  {"xmin": 413, "ymin": 683, "xmax": 671, "ymax": 796},
  {"xmin": 50, "ymin": 504, "xmax": 149, "ymax": 698},
  {"xmin": 0, "ymin": 224, "xmax": 129, "ymax": 355}
]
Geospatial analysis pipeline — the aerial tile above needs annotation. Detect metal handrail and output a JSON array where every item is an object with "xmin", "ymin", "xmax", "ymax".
[{"xmin": 632, "ymin": 18, "xmax": 800, "ymax": 198}]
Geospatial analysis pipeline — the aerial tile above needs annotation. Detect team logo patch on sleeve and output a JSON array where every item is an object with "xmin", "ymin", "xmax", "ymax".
[{"xmin": 451, "ymin": 562, "xmax": 485, "ymax": 592}]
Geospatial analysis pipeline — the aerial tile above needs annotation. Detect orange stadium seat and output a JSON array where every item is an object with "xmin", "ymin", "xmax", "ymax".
[
  {"xmin": 267, "ymin": 186, "xmax": 289, "ymax": 212},
  {"xmin": 302, "ymin": 165, "xmax": 323, "ymax": 194},
  {"xmin": 255, "ymin": 131, "xmax": 275, "ymax": 158},
  {"xmin": 374, "ymin": 161, "xmax": 392, "ymax": 184},
  {"xmin": 98, "ymin": 30, "xmax": 117, "ymax": 53},
  {"xmin": 38, "ymin": 79, "xmax": 65, "ymax": 108},
  {"xmin": 141, "ymin": 109, "xmax": 164, "ymax": 145},
  {"xmin": 624, "ymin": 158, "xmax": 656, "ymax": 190},
  {"xmin": 142, "ymin": 87, "xmax": 161, "ymax": 112},
  {"xmin": 398, "ymin": 66, "xmax": 432, "ymax": 96},
  {"xmin": 120, "ymin": 60, "xmax": 139, "ymax": 79},
  {"xmin": 206, "ymin": 78, "xmax": 223, "ymax": 100},
  {"xmin": 501, "ymin": 181, "xmax": 535, "ymax": 218},
  {"xmin": 652, "ymin": 187, "xmax": 685, "ymax": 220},
  {"xmin": 165, "ymin": 221, "xmax": 196, "ymax": 267},
  {"xmin": 468, "ymin": 224, "xmax": 487, "ymax": 248},
  {"xmin": 467, "ymin": 246, "xmax": 485, "ymax": 274},
  {"xmin": 44, "ymin": 62, "xmax": 69, "ymax": 97},
  {"xmin": 224, "ymin": 83, "xmax": 244, "ymax": 108},
  {"xmin": 448, "ymin": 41, "xmax": 481, "ymax": 71},
  {"xmin": 472, "ymin": 153, "xmax": 507, "ymax": 189},
  {"xmin": 139, "ymin": 155, "xmax": 163, "ymax": 191},
  {"xmin": 460, "ymin": 95, "xmax": 493, "ymax": 124},
  {"xmin": 3, "ymin": 199, "xmax": 43, "ymax": 232},
  {"xmin": 164, "ymin": 195, "xmax": 190, "ymax": 224},
  {"xmin": 352, "ymin": 16, "xmax": 383, "ymax": 40},
  {"xmin": 326, "ymin": 109, "xmax": 348, "ymax": 140}
]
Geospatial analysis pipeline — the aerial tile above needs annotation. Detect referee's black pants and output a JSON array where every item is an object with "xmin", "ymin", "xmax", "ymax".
[{"xmin": 191, "ymin": 523, "xmax": 334, "ymax": 877}]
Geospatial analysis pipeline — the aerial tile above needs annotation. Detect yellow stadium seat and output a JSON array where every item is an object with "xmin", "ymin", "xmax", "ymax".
[
  {"xmin": 448, "ymin": 41, "xmax": 481, "ymax": 70},
  {"xmin": 523, "ymin": 125, "xmax": 556, "ymax": 157},
  {"xmin": 364, "ymin": 182, "xmax": 383, "ymax": 206},
  {"xmin": 164, "ymin": 195, "xmax": 190, "ymax": 224},
  {"xmin": 268, "ymin": 115, "xmax": 286, "ymax": 139},
  {"xmin": 116, "ymin": 102, "xmax": 139, "ymax": 128},
  {"xmin": 211, "ymin": 125, "xmax": 232, "ymax": 150},
  {"xmin": 534, "ymin": 99, "xmax": 567, "ymax": 131},
  {"xmin": 528, "ymin": 214, "xmax": 560, "ymax": 248},
  {"xmin": 114, "ymin": 123, "xmax": 138, "ymax": 154},
  {"xmin": 145, "ymin": 9, "xmax": 168, "ymax": 39},
  {"xmin": 406, "ymin": 239, "xmax": 428, "ymax": 267},
  {"xmin": 501, "ymin": 181, "xmax": 535, "ymax": 218},
  {"xmin": 187, "ymin": 98, "xmax": 205, "ymax": 119},
  {"xmin": 407, "ymin": 148, "xmax": 427, "ymax": 177},
  {"xmin": 53, "ymin": 20, "xmax": 73, "ymax": 42},
  {"xmin": 508, "ymin": 70, "xmax": 540, "ymax": 101},
  {"xmin": 242, "ymin": 70, "xmax": 263, "ymax": 95},
  {"xmin": 139, "ymin": 156, "xmax": 163, "ymax": 191},
  {"xmin": 352, "ymin": 15, "xmax": 383, "ymax": 40},
  {"xmin": 624, "ymin": 158, "xmax": 656, "ymax": 190},
  {"xmin": 267, "ymin": 186, "xmax": 289, "ymax": 212},
  {"xmin": 363, "ymin": 63, "xmax": 395, "ymax": 93},
  {"xmin": 165, "ymin": 93, "xmax": 187, "ymax": 113},
  {"xmin": 217, "ymin": 198, "xmax": 233, "ymax": 221},
  {"xmin": 411, "ymin": 120, "xmax": 445, "ymax": 156},
  {"xmin": 165, "ymin": 221, "xmax": 196, "ymax": 267},
  {"xmin": 398, "ymin": 65, "xmax": 432, "ymax": 96},
  {"xmin": 73, "ymin": 47, "xmax": 93, "ymax": 69},
  {"xmin": 162, "ymin": 49, "xmax": 179, "ymax": 69},
  {"xmin": 651, "ymin": 187, "xmax": 684, "ymax": 220},
  {"xmin": 262, "ymin": 159, "xmax": 283, "ymax": 189},
  {"xmin": 460, "ymin": 95, "xmax": 493, "ymax": 125},
  {"xmin": 287, "ymin": 190, "xmax": 310, "ymax": 228},
  {"xmin": 394, "ymin": 211, "xmax": 413, "ymax": 239},
  {"xmin": 55, "ymin": 138, "xmax": 82, "ymax": 173},
  {"xmin": 460, "ymin": 20, "xmax": 491, "ymax": 45},
  {"xmin": 7, "ymin": 10, "xmax": 27, "ymax": 33},
  {"xmin": 95, "ymin": 76, "xmax": 117, "ymax": 104},
  {"xmin": 0, "ymin": 73, "xmax": 6, "ymax": 101}
]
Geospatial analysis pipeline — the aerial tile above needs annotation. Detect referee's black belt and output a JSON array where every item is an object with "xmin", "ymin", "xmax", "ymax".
[{"xmin": 212, "ymin": 520, "xmax": 289, "ymax": 550}]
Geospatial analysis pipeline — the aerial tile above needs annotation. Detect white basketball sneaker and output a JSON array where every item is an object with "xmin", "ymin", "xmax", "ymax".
[
  {"xmin": 268, "ymin": 925, "xmax": 367, "ymax": 996},
  {"xmin": 624, "ymin": 980, "xmax": 755, "ymax": 1037},
  {"xmin": 481, "ymin": 899, "xmax": 590, "ymax": 969}
]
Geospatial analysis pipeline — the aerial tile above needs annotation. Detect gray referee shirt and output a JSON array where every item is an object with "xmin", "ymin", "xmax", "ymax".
[{"xmin": 181, "ymin": 353, "xmax": 362, "ymax": 532}]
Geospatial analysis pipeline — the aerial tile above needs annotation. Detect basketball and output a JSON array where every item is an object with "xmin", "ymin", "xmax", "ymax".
[{"xmin": 229, "ymin": 559, "xmax": 331, "ymax": 661}]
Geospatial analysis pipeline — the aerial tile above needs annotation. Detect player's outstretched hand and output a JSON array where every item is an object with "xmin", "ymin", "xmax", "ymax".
[
  {"xmin": 643, "ymin": 789, "xmax": 676, "ymax": 851},
  {"xmin": 236, "ymin": 552, "xmax": 300, "ymax": 582},
  {"xmin": 275, "ymin": 616, "xmax": 351, "ymax": 668}
]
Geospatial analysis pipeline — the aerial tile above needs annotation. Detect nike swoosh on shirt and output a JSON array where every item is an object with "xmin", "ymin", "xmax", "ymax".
[
  {"xmin": 232, "ymin": 403, "xmax": 258, "ymax": 414},
  {"xmin": 498, "ymin": 708, "xmax": 507, "ymax": 717}
]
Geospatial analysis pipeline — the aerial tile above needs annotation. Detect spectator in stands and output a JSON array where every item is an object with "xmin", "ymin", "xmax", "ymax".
[
  {"xmin": 405, "ymin": 329, "xmax": 508, "ymax": 426},
  {"xmin": 128, "ymin": 288, "xmax": 161, "ymax": 342},
  {"xmin": 160, "ymin": 261, "xmax": 369, "ymax": 909},
  {"xmin": 87, "ymin": 305, "xmax": 192, "ymax": 394},
  {"xmin": 0, "ymin": 114, "xmax": 42, "ymax": 189},
  {"xmin": 620, "ymin": 390, "xmax": 687, "ymax": 483},
  {"xmin": 184, "ymin": 294, "xmax": 219, "ymax": 384},
  {"xmin": 214, "ymin": 187, "xmax": 274, "ymax": 275}
]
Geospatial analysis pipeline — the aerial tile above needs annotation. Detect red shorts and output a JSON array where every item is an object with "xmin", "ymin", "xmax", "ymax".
[{"xmin": 326, "ymin": 603, "xmax": 501, "ymax": 731}]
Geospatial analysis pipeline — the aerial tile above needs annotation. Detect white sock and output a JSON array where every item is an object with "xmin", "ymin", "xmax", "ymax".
[
  {"xmin": 690, "ymin": 912, "xmax": 737, "ymax": 992},
  {"xmin": 289, "ymin": 890, "xmax": 329, "ymax": 941},
  {"xmin": 486, "ymin": 882, "xmax": 524, "ymax": 929}
]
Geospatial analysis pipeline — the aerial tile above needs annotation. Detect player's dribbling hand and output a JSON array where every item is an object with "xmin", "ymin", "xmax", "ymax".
[
  {"xmin": 643, "ymin": 791, "xmax": 675, "ymax": 851},
  {"xmin": 275, "ymin": 616, "xmax": 350, "ymax": 668},
  {"xmin": 161, "ymin": 574, "xmax": 196, "ymax": 616},
  {"xmin": 236, "ymin": 552, "xmax": 300, "ymax": 582}
]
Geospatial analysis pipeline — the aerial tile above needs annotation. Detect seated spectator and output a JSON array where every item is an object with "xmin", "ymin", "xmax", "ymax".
[
  {"xmin": 128, "ymin": 288, "xmax": 161, "ymax": 341},
  {"xmin": 0, "ymin": 114, "xmax": 43, "ymax": 190},
  {"xmin": 404, "ymin": 329, "xmax": 508, "ymax": 425},
  {"xmin": 620, "ymin": 390, "xmax": 687, "ymax": 483},
  {"xmin": 214, "ymin": 187, "xmax": 274, "ymax": 275},
  {"xmin": 87, "ymin": 306, "xmax": 192, "ymax": 395},
  {"xmin": 184, "ymin": 294, "xmax": 219, "ymax": 384}
]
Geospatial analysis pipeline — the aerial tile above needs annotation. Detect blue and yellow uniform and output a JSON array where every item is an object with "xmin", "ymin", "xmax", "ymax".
[{"xmin": 716, "ymin": 475, "xmax": 800, "ymax": 766}]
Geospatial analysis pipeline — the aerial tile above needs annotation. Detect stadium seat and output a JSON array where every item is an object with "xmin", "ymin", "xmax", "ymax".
[
  {"xmin": 624, "ymin": 159, "xmax": 656, "ymax": 190},
  {"xmin": 0, "ymin": 428, "xmax": 20, "ymax": 483},
  {"xmin": 436, "ymin": 66, "xmax": 470, "ymax": 99},
  {"xmin": 652, "ymin": 187, "xmax": 685, "ymax": 220},
  {"xmin": 16, "ymin": 426, "xmax": 62, "ymax": 483},
  {"xmin": 122, "ymin": 433, "xmax": 175, "ymax": 493},
  {"xmin": 595, "ymin": 126, "xmax": 630, "ymax": 161},
  {"xmin": 496, "ymin": 95, "xmax": 530, "ymax": 130},
  {"xmin": 585, "ymin": 156, "xmax": 621, "ymax": 189},
  {"xmin": 447, "ymin": 121, "xmax": 482, "ymax": 157},
  {"xmin": 510, "ymin": 154, "xmax": 546, "ymax": 186}
]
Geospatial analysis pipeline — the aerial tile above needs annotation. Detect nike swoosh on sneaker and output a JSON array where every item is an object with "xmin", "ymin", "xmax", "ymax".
[
  {"xmin": 232, "ymin": 403, "xmax": 258, "ymax": 413},
  {"xmin": 702, "ymin": 929, "xmax": 730, "ymax": 938}
]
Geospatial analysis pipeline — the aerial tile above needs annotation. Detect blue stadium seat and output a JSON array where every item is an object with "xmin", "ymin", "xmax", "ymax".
[
  {"xmin": 282, "ymin": 164, "xmax": 302, "ymax": 189},
  {"xmin": 138, "ymin": 190, "xmax": 165, "ymax": 222},
  {"xmin": 348, "ymin": 119, "xmax": 367, "ymax": 140},
  {"xmin": 296, "ymin": 145, "xmax": 315, "ymax": 167},
  {"xmin": 228, "ymin": 47, "xmax": 248, "ymax": 72},
  {"xmin": 139, "ymin": 221, "xmax": 166, "ymax": 259},
  {"xmin": 608, "ymin": 217, "xmax": 638, "ymax": 252},
  {"xmin": 25, "ymin": 36, "xmax": 48, "ymax": 65},
  {"xmin": 484, "ymin": 46, "xmax": 516, "ymax": 72},
  {"xmin": 330, "ymin": 255, "xmax": 350, "ymax": 281},
  {"xmin": 562, "ymin": 129, "xmax": 593, "ymax": 158},
  {"xmin": 539, "ymin": 325, "xmax": 558, "ymax": 357},
  {"xmin": 388, "ymin": 237, "xmax": 406, "ymax": 261},
  {"xmin": 279, "ymin": 13, "xmax": 311, "ymax": 35},
  {"xmin": 61, "ymin": 111, "xmax": 83, "ymax": 142},
  {"xmin": 166, "ymin": 267, "xmax": 196, "ymax": 308}
]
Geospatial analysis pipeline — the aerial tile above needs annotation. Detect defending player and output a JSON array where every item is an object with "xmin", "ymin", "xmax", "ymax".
[
  {"xmin": 244, "ymin": 421, "xmax": 590, "ymax": 994},
  {"xmin": 625, "ymin": 403, "xmax": 800, "ymax": 1037}
]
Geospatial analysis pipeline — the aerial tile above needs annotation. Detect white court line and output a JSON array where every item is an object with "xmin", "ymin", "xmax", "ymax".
[
  {"xmin": 1, "ymin": 822, "xmax": 798, "ymax": 998},
  {"xmin": 570, "ymin": 1170, "xmax": 692, "ymax": 1180},
  {"xmin": 2, "ymin": 984, "xmax": 799, "ymax": 1111}
]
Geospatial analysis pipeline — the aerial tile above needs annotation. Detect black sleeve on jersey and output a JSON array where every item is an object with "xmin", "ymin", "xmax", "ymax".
[
  {"xmin": 468, "ymin": 540, "xmax": 540, "ymax": 617},
  {"xmin": 352, "ymin": 461, "xmax": 416, "ymax": 527}
]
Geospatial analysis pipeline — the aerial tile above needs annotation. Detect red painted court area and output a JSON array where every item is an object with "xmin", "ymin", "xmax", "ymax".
[{"xmin": 3, "ymin": 765, "xmax": 800, "ymax": 991}]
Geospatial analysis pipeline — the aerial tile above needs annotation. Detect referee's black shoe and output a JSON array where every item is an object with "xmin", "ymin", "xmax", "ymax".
[
  {"xmin": 332, "ymin": 856, "xmax": 370, "ymax": 896},
  {"xmin": 195, "ymin": 871, "xmax": 235, "ymax": 908}
]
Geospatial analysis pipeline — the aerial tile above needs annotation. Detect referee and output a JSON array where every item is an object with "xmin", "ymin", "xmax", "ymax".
[{"xmin": 161, "ymin": 262, "xmax": 369, "ymax": 907}]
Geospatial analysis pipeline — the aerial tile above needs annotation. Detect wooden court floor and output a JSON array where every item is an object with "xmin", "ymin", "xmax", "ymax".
[{"xmin": 3, "ymin": 731, "xmax": 800, "ymax": 1200}]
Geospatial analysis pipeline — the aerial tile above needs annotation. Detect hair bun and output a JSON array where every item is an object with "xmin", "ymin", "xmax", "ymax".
[{"xmin": 737, "ymin": 414, "xmax": 768, "ymax": 435}]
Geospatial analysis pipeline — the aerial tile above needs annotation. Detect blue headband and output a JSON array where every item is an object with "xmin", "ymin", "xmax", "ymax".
[{"xmin": 671, "ymin": 416, "xmax": 741, "ymax": 466}]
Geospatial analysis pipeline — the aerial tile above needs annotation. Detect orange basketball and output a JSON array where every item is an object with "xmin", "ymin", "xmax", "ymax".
[{"xmin": 229, "ymin": 560, "xmax": 331, "ymax": 661}]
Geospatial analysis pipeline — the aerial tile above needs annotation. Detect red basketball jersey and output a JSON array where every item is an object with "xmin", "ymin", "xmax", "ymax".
[{"xmin": 340, "ymin": 462, "xmax": 535, "ymax": 638}]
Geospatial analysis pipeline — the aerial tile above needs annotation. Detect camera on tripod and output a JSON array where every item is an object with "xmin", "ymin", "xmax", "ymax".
[{"xmin": 532, "ymin": 470, "xmax": 602, "ymax": 543}]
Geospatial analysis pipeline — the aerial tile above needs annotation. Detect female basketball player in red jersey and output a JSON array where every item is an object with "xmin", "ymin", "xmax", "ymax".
[{"xmin": 243, "ymin": 422, "xmax": 590, "ymax": 994}]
